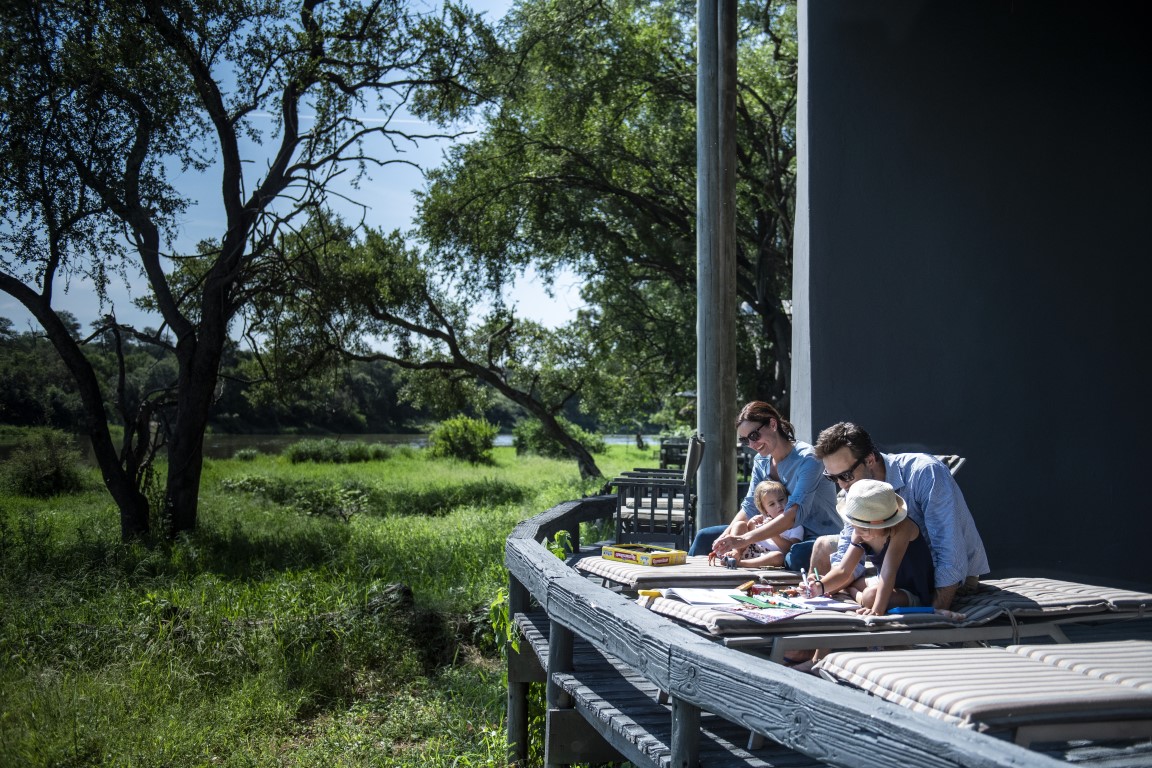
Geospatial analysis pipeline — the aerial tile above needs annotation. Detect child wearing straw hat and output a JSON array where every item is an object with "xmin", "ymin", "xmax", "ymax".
[{"xmin": 806, "ymin": 479, "xmax": 934, "ymax": 616}]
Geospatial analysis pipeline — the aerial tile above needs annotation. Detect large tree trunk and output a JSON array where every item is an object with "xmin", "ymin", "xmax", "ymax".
[
  {"xmin": 538, "ymin": 410, "xmax": 601, "ymax": 481},
  {"xmin": 164, "ymin": 312, "xmax": 227, "ymax": 537}
]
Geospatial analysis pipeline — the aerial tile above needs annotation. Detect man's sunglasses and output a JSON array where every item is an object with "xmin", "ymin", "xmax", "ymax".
[
  {"xmin": 822, "ymin": 456, "xmax": 864, "ymax": 484},
  {"xmin": 737, "ymin": 422, "xmax": 769, "ymax": 447}
]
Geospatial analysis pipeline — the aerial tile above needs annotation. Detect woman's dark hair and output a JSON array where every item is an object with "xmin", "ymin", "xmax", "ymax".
[
  {"xmin": 735, "ymin": 401, "xmax": 796, "ymax": 443},
  {"xmin": 813, "ymin": 421, "xmax": 878, "ymax": 461}
]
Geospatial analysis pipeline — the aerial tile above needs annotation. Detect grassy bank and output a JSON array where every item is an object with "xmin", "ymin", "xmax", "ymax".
[{"xmin": 0, "ymin": 442, "xmax": 654, "ymax": 767}]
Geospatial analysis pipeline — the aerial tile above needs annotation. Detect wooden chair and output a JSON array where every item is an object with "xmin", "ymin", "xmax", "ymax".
[
  {"xmin": 934, "ymin": 454, "xmax": 966, "ymax": 475},
  {"xmin": 612, "ymin": 434, "xmax": 705, "ymax": 551},
  {"xmin": 657, "ymin": 436, "xmax": 690, "ymax": 470}
]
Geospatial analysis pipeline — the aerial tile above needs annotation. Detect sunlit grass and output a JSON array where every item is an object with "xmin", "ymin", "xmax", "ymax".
[{"xmin": 0, "ymin": 441, "xmax": 654, "ymax": 766}]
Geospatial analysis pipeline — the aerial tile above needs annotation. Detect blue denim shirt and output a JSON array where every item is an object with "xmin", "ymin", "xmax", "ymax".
[
  {"xmin": 832, "ymin": 452, "xmax": 990, "ymax": 589},
  {"xmin": 740, "ymin": 441, "xmax": 841, "ymax": 539}
]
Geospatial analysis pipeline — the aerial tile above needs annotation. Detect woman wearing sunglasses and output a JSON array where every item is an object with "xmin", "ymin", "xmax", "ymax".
[{"xmin": 688, "ymin": 401, "xmax": 841, "ymax": 574}]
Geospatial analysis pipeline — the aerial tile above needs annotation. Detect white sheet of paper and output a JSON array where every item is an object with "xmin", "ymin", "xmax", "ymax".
[{"xmin": 662, "ymin": 587, "xmax": 745, "ymax": 605}]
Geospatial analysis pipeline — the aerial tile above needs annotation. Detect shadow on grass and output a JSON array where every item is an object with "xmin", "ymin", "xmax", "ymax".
[{"xmin": 368, "ymin": 479, "xmax": 530, "ymax": 517}]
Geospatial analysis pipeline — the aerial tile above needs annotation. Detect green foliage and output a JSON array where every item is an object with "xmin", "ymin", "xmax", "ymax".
[
  {"xmin": 0, "ymin": 0, "xmax": 498, "ymax": 537},
  {"xmin": 233, "ymin": 447, "xmax": 260, "ymax": 461},
  {"xmin": 0, "ymin": 428, "xmax": 86, "ymax": 497},
  {"xmin": 546, "ymin": 529, "xmax": 574, "ymax": 560},
  {"xmin": 512, "ymin": 417, "xmax": 606, "ymax": 459},
  {"xmin": 220, "ymin": 470, "xmax": 530, "ymax": 522},
  {"xmin": 372, "ymin": 480, "xmax": 529, "ymax": 518},
  {"xmin": 0, "ymin": 442, "xmax": 656, "ymax": 766},
  {"xmin": 283, "ymin": 438, "xmax": 394, "ymax": 464},
  {"xmin": 418, "ymin": 0, "xmax": 799, "ymax": 416},
  {"xmin": 220, "ymin": 475, "xmax": 371, "ymax": 522},
  {"xmin": 427, "ymin": 415, "xmax": 499, "ymax": 464}
]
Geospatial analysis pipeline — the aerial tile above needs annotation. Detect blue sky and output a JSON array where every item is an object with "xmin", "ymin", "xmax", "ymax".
[{"xmin": 1, "ymin": 0, "xmax": 585, "ymax": 336}]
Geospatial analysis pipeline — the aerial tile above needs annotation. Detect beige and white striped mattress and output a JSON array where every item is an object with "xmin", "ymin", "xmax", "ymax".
[
  {"xmin": 953, "ymin": 577, "xmax": 1151, "ymax": 617},
  {"xmin": 1008, "ymin": 639, "xmax": 1152, "ymax": 691},
  {"xmin": 813, "ymin": 641, "xmax": 1152, "ymax": 733}
]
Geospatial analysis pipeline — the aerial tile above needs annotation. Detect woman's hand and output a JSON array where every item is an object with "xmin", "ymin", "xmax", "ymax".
[{"xmin": 713, "ymin": 534, "xmax": 743, "ymax": 554}]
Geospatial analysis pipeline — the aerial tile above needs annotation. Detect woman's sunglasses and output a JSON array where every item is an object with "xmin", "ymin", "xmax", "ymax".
[{"xmin": 737, "ymin": 422, "xmax": 769, "ymax": 447}]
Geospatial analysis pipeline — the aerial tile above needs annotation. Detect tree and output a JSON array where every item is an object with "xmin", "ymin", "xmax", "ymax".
[
  {"xmin": 418, "ymin": 0, "xmax": 798, "ymax": 415},
  {"xmin": 241, "ymin": 213, "xmax": 610, "ymax": 479},
  {"xmin": 237, "ymin": 0, "xmax": 798, "ymax": 476},
  {"xmin": 0, "ymin": 0, "xmax": 494, "ymax": 538}
]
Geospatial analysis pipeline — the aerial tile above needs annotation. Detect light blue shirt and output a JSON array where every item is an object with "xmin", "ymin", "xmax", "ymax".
[
  {"xmin": 831, "ymin": 452, "xmax": 990, "ymax": 589},
  {"xmin": 741, "ymin": 441, "xmax": 841, "ymax": 539}
]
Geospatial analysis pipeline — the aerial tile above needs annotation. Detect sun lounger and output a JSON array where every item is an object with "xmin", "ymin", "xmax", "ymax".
[
  {"xmin": 633, "ymin": 577, "xmax": 1152, "ymax": 661},
  {"xmin": 1007, "ymin": 639, "xmax": 1152, "ymax": 691},
  {"xmin": 953, "ymin": 576, "xmax": 1151, "ymax": 617},
  {"xmin": 813, "ymin": 640, "xmax": 1152, "ymax": 747}
]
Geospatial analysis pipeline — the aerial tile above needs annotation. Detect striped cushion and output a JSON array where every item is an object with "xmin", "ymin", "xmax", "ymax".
[
  {"xmin": 955, "ymin": 577, "xmax": 1152, "ymax": 617},
  {"xmin": 619, "ymin": 496, "xmax": 687, "ymax": 509},
  {"xmin": 1008, "ymin": 640, "xmax": 1152, "ymax": 691},
  {"xmin": 643, "ymin": 596, "xmax": 1004, "ymax": 636},
  {"xmin": 814, "ymin": 646, "xmax": 1152, "ymax": 732},
  {"xmin": 619, "ymin": 506, "xmax": 688, "ymax": 522}
]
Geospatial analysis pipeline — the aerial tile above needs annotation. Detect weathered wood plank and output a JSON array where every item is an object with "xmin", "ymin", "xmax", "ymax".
[
  {"xmin": 507, "ymin": 499, "xmax": 1069, "ymax": 768},
  {"xmin": 523, "ymin": 611, "xmax": 823, "ymax": 768},
  {"xmin": 543, "ymin": 708, "xmax": 625, "ymax": 765}
]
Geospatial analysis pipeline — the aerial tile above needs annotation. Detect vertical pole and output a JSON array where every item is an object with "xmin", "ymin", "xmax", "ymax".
[
  {"xmin": 507, "ymin": 577, "xmax": 531, "ymax": 765},
  {"xmin": 791, "ymin": 0, "xmax": 814, "ymax": 442},
  {"xmin": 670, "ymin": 695, "xmax": 702, "ymax": 768},
  {"xmin": 697, "ymin": 0, "xmax": 738, "ymax": 530},
  {"xmin": 544, "ymin": 620, "xmax": 574, "ymax": 768}
]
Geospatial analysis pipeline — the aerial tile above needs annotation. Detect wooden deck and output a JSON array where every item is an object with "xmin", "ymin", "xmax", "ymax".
[{"xmin": 506, "ymin": 496, "xmax": 1152, "ymax": 768}]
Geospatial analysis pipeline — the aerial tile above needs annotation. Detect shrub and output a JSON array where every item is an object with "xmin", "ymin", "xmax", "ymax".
[
  {"xmin": 1, "ymin": 428, "xmax": 86, "ymax": 497},
  {"xmin": 219, "ymin": 474, "xmax": 370, "ymax": 521},
  {"xmin": 512, "ymin": 417, "xmax": 606, "ymax": 459},
  {"xmin": 232, "ymin": 448, "xmax": 260, "ymax": 461},
  {"xmin": 291, "ymin": 482, "xmax": 370, "ymax": 522},
  {"xmin": 426, "ymin": 416, "xmax": 498, "ymax": 464},
  {"xmin": 283, "ymin": 438, "xmax": 393, "ymax": 464}
]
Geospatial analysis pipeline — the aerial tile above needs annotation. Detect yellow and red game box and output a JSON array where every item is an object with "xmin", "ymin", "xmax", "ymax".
[{"xmin": 601, "ymin": 543, "xmax": 687, "ymax": 567}]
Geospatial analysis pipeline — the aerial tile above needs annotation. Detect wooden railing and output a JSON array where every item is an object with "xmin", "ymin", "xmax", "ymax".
[{"xmin": 505, "ymin": 496, "xmax": 1063, "ymax": 768}]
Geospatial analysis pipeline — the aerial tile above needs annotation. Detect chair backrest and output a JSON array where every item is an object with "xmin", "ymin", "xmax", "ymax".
[
  {"xmin": 659, "ymin": 436, "xmax": 690, "ymax": 470},
  {"xmin": 935, "ymin": 454, "xmax": 966, "ymax": 476},
  {"xmin": 736, "ymin": 446, "xmax": 755, "ymax": 481},
  {"xmin": 681, "ymin": 434, "xmax": 705, "ymax": 485}
]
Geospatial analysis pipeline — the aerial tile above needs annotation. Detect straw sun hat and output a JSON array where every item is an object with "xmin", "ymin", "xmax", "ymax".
[{"xmin": 836, "ymin": 478, "xmax": 908, "ymax": 529}]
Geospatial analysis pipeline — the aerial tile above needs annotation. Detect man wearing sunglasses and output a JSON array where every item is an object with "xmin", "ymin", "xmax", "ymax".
[
  {"xmin": 811, "ymin": 421, "xmax": 989, "ymax": 610},
  {"xmin": 690, "ymin": 401, "xmax": 841, "ymax": 572}
]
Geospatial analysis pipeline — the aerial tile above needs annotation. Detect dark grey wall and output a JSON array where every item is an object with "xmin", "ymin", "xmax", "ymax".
[{"xmin": 794, "ymin": 0, "xmax": 1150, "ymax": 588}]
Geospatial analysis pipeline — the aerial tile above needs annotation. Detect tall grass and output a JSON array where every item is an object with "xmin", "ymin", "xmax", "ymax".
[{"xmin": 0, "ymin": 441, "xmax": 655, "ymax": 767}]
